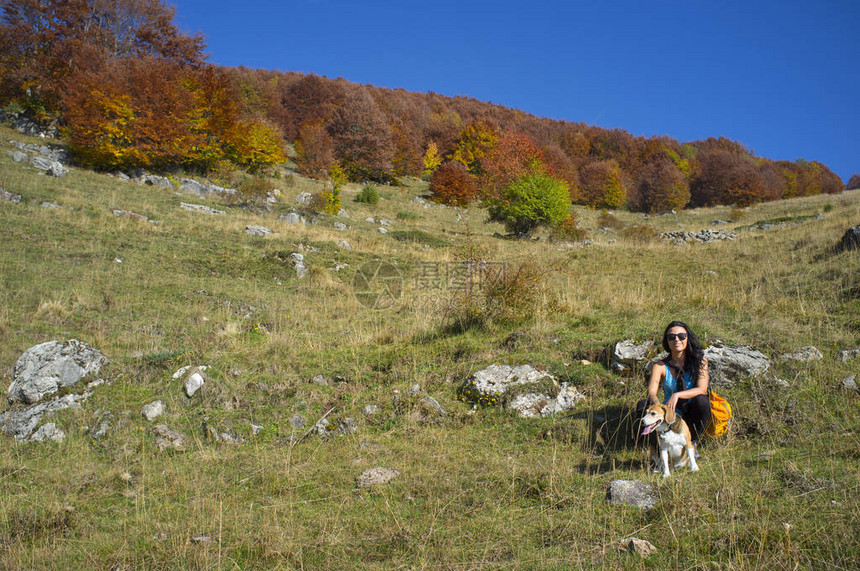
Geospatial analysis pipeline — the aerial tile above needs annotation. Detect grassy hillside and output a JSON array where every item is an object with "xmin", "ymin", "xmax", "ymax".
[{"xmin": 0, "ymin": 125, "xmax": 858, "ymax": 570}]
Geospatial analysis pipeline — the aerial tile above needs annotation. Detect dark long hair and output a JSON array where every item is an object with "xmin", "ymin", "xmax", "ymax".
[{"xmin": 661, "ymin": 320, "xmax": 704, "ymax": 382}]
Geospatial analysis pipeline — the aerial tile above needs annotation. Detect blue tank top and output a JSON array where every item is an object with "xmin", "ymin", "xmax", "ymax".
[{"xmin": 662, "ymin": 361, "xmax": 695, "ymax": 404}]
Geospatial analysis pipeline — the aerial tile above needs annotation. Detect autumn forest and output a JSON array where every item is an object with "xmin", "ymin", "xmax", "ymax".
[{"xmin": 0, "ymin": 0, "xmax": 848, "ymax": 215}]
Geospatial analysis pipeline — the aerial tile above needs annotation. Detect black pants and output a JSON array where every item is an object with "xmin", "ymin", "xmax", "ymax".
[{"xmin": 636, "ymin": 394, "xmax": 711, "ymax": 444}]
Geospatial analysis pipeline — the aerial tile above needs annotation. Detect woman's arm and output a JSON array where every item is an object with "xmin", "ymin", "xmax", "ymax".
[
  {"xmin": 647, "ymin": 363, "xmax": 664, "ymax": 406},
  {"xmin": 666, "ymin": 357, "xmax": 709, "ymax": 409}
]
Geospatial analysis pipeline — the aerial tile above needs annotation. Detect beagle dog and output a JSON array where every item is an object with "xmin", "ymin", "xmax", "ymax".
[{"xmin": 640, "ymin": 404, "xmax": 699, "ymax": 477}]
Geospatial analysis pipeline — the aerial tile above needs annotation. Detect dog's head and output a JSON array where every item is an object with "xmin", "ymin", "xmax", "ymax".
[{"xmin": 641, "ymin": 404, "xmax": 677, "ymax": 435}]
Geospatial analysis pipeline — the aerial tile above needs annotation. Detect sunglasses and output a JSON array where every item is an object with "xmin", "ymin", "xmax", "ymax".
[{"xmin": 666, "ymin": 333, "xmax": 688, "ymax": 341}]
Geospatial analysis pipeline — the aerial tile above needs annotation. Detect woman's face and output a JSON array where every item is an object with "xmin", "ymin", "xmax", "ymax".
[{"xmin": 666, "ymin": 326, "xmax": 688, "ymax": 354}]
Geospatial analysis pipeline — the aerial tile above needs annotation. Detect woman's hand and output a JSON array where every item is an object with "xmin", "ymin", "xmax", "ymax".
[{"xmin": 666, "ymin": 393, "xmax": 680, "ymax": 411}]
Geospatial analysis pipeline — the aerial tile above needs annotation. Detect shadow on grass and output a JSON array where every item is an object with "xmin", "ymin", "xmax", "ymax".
[{"xmin": 549, "ymin": 403, "xmax": 653, "ymax": 474}]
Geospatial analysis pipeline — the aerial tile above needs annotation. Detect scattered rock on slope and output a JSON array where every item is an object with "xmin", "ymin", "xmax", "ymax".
[
  {"xmin": 835, "ymin": 225, "xmax": 860, "ymax": 253},
  {"xmin": 611, "ymin": 340, "xmax": 655, "ymax": 372},
  {"xmin": 607, "ymin": 480, "xmax": 657, "ymax": 509},
  {"xmin": 459, "ymin": 364, "xmax": 585, "ymax": 418},
  {"xmin": 779, "ymin": 346, "xmax": 823, "ymax": 362},
  {"xmin": 703, "ymin": 343, "xmax": 770, "ymax": 388},
  {"xmin": 7, "ymin": 339, "xmax": 107, "ymax": 405}
]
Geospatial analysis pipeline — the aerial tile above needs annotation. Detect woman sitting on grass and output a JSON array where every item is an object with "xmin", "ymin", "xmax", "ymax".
[{"xmin": 641, "ymin": 320, "xmax": 711, "ymax": 449}]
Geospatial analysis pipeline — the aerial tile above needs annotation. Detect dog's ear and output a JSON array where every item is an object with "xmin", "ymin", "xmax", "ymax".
[{"xmin": 663, "ymin": 405, "xmax": 677, "ymax": 424}]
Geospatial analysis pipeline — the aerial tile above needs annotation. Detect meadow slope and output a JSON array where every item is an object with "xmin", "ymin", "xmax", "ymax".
[{"xmin": 0, "ymin": 126, "xmax": 858, "ymax": 570}]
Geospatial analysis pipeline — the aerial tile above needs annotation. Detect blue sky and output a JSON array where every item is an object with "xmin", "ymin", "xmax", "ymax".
[{"xmin": 174, "ymin": 0, "xmax": 859, "ymax": 182}]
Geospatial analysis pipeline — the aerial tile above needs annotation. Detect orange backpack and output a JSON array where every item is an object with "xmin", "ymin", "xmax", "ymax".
[{"xmin": 705, "ymin": 390, "xmax": 733, "ymax": 438}]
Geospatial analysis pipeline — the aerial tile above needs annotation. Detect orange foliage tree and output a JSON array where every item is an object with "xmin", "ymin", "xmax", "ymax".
[
  {"xmin": 480, "ymin": 132, "xmax": 546, "ymax": 197},
  {"xmin": 636, "ymin": 157, "xmax": 690, "ymax": 212},
  {"xmin": 295, "ymin": 120, "xmax": 335, "ymax": 179},
  {"xmin": 0, "ymin": 0, "xmax": 205, "ymax": 117},
  {"xmin": 327, "ymin": 87, "xmax": 394, "ymax": 181},
  {"xmin": 690, "ymin": 149, "xmax": 765, "ymax": 206},
  {"xmin": 429, "ymin": 161, "xmax": 479, "ymax": 206},
  {"xmin": 578, "ymin": 160, "xmax": 627, "ymax": 209},
  {"xmin": 63, "ymin": 59, "xmax": 283, "ymax": 172}
]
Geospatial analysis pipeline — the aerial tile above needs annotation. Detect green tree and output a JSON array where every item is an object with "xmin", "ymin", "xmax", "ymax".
[{"xmin": 486, "ymin": 169, "xmax": 570, "ymax": 236}]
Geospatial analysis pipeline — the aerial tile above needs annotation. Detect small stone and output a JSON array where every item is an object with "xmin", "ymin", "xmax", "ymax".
[
  {"xmin": 142, "ymin": 400, "xmax": 164, "ymax": 421},
  {"xmin": 337, "ymin": 417, "xmax": 358, "ymax": 435},
  {"xmin": 337, "ymin": 240, "xmax": 352, "ymax": 250},
  {"xmin": 180, "ymin": 202, "xmax": 226, "ymax": 215},
  {"xmin": 607, "ymin": 480, "xmax": 657, "ymax": 509},
  {"xmin": 281, "ymin": 212, "xmax": 302, "ymax": 225},
  {"xmin": 841, "ymin": 376, "xmax": 857, "ymax": 391},
  {"xmin": 356, "ymin": 467, "xmax": 400, "ymax": 487},
  {"xmin": 172, "ymin": 365, "xmax": 208, "ymax": 379},
  {"xmin": 378, "ymin": 227, "xmax": 388, "ymax": 234},
  {"xmin": 407, "ymin": 384, "xmax": 421, "ymax": 396},
  {"xmin": 839, "ymin": 348, "xmax": 860, "ymax": 362},
  {"xmin": 250, "ymin": 424, "xmax": 263, "ymax": 436},
  {"xmin": 312, "ymin": 375, "xmax": 328, "ymax": 385},
  {"xmin": 152, "ymin": 424, "xmax": 187, "ymax": 452},
  {"xmin": 245, "ymin": 225, "xmax": 272, "ymax": 237},
  {"xmin": 41, "ymin": 201, "xmax": 61, "ymax": 209},
  {"xmin": 296, "ymin": 192, "xmax": 312, "ymax": 206},
  {"xmin": 30, "ymin": 422, "xmax": 65, "ymax": 442},
  {"xmin": 0, "ymin": 188, "xmax": 22, "ymax": 203},
  {"xmin": 780, "ymin": 346, "xmax": 823, "ymax": 362},
  {"xmin": 334, "ymin": 222, "xmax": 348, "ymax": 231},
  {"xmin": 290, "ymin": 415, "xmax": 305, "ymax": 429},
  {"xmin": 90, "ymin": 417, "xmax": 110, "ymax": 439},
  {"xmin": 362, "ymin": 404, "xmax": 379, "ymax": 416},
  {"xmin": 184, "ymin": 370, "xmax": 205, "ymax": 398},
  {"xmin": 421, "ymin": 396, "xmax": 446, "ymax": 416},
  {"xmin": 620, "ymin": 537, "xmax": 657, "ymax": 558}
]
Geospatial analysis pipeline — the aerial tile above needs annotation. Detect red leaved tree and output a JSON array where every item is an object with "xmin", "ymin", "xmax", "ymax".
[
  {"xmin": 0, "ymin": 0, "xmax": 205, "ymax": 117},
  {"xmin": 480, "ymin": 132, "xmax": 545, "ymax": 197},
  {"xmin": 327, "ymin": 87, "xmax": 394, "ymax": 180},
  {"xmin": 295, "ymin": 120, "xmax": 335, "ymax": 179},
  {"xmin": 636, "ymin": 157, "xmax": 690, "ymax": 212},
  {"xmin": 429, "ymin": 161, "xmax": 479, "ymax": 206}
]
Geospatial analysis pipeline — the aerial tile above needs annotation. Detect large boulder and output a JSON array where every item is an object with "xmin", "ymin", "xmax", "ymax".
[
  {"xmin": 0, "ymin": 392, "xmax": 89, "ymax": 441},
  {"xmin": 703, "ymin": 343, "xmax": 770, "ymax": 388},
  {"xmin": 611, "ymin": 340, "xmax": 655, "ymax": 372},
  {"xmin": 836, "ymin": 225, "xmax": 860, "ymax": 253},
  {"xmin": 30, "ymin": 156, "xmax": 68, "ymax": 177},
  {"xmin": 7, "ymin": 340, "xmax": 107, "ymax": 404},
  {"xmin": 459, "ymin": 365, "xmax": 584, "ymax": 418}
]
